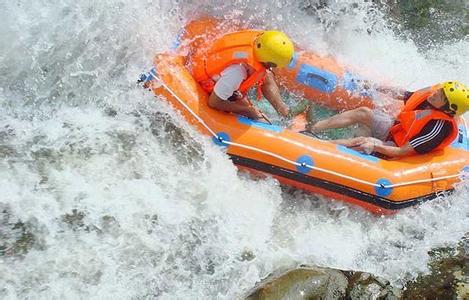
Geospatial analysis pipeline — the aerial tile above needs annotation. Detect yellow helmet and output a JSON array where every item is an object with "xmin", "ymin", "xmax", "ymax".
[
  {"xmin": 443, "ymin": 81, "xmax": 469, "ymax": 116},
  {"xmin": 254, "ymin": 31, "xmax": 294, "ymax": 68}
]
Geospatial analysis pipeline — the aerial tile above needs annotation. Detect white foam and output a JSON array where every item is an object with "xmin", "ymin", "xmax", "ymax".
[{"xmin": 0, "ymin": 0, "xmax": 468, "ymax": 298}]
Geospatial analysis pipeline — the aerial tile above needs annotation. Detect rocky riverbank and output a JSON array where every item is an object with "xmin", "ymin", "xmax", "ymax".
[{"xmin": 246, "ymin": 235, "xmax": 468, "ymax": 299}]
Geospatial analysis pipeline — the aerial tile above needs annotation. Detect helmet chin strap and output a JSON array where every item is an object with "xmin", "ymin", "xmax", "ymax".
[{"xmin": 261, "ymin": 62, "xmax": 277, "ymax": 70}]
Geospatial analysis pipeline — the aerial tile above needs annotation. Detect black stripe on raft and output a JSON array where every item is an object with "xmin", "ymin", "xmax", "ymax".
[{"xmin": 229, "ymin": 154, "xmax": 451, "ymax": 210}]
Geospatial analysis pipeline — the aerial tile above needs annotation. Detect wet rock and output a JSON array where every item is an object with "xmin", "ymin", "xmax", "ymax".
[
  {"xmin": 403, "ymin": 236, "xmax": 468, "ymax": 299},
  {"xmin": 61, "ymin": 209, "xmax": 89, "ymax": 231},
  {"xmin": 0, "ymin": 144, "xmax": 17, "ymax": 158},
  {"xmin": 99, "ymin": 215, "xmax": 121, "ymax": 237},
  {"xmin": 0, "ymin": 126, "xmax": 17, "ymax": 158},
  {"xmin": 7, "ymin": 222, "xmax": 37, "ymax": 256},
  {"xmin": 0, "ymin": 125, "xmax": 15, "ymax": 143},
  {"xmin": 239, "ymin": 249, "xmax": 256, "ymax": 262},
  {"xmin": 345, "ymin": 271, "xmax": 402, "ymax": 299},
  {"xmin": 454, "ymin": 270, "xmax": 469, "ymax": 299},
  {"xmin": 246, "ymin": 266, "xmax": 348, "ymax": 300},
  {"xmin": 245, "ymin": 236, "xmax": 468, "ymax": 299},
  {"xmin": 379, "ymin": 0, "xmax": 468, "ymax": 49},
  {"xmin": 144, "ymin": 214, "xmax": 159, "ymax": 234},
  {"xmin": 0, "ymin": 207, "xmax": 44, "ymax": 257},
  {"xmin": 300, "ymin": 0, "xmax": 468, "ymax": 50},
  {"xmin": 299, "ymin": 0, "xmax": 328, "ymax": 12},
  {"xmin": 104, "ymin": 106, "xmax": 118, "ymax": 117}
]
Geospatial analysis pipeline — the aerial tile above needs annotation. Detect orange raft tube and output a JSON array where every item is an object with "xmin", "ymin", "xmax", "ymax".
[{"xmin": 141, "ymin": 19, "xmax": 469, "ymax": 214}]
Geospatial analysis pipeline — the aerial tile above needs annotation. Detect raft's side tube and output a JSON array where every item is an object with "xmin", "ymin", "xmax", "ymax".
[{"xmin": 276, "ymin": 51, "xmax": 376, "ymax": 111}]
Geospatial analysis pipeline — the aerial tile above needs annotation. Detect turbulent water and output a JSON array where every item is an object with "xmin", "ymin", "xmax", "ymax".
[{"xmin": 1, "ymin": 0, "xmax": 468, "ymax": 298}]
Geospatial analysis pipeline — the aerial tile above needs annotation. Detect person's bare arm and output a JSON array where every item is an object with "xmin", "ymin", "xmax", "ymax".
[
  {"xmin": 333, "ymin": 136, "xmax": 414, "ymax": 158},
  {"xmin": 330, "ymin": 137, "xmax": 367, "ymax": 147},
  {"xmin": 372, "ymin": 142, "xmax": 414, "ymax": 157},
  {"xmin": 262, "ymin": 70, "xmax": 289, "ymax": 117},
  {"xmin": 353, "ymin": 139, "xmax": 414, "ymax": 157}
]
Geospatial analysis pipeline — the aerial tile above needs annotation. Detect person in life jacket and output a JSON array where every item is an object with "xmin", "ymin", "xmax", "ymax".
[
  {"xmin": 189, "ymin": 30, "xmax": 294, "ymax": 121},
  {"xmin": 305, "ymin": 81, "xmax": 469, "ymax": 157}
]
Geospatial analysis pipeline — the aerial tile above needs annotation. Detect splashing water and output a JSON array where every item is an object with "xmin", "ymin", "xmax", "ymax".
[{"xmin": 1, "ymin": 0, "xmax": 468, "ymax": 298}]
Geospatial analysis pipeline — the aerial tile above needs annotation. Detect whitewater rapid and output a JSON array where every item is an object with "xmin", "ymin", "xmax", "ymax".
[{"xmin": 1, "ymin": 0, "xmax": 468, "ymax": 298}]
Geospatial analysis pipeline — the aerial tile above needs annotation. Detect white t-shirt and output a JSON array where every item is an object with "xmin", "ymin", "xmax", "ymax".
[{"xmin": 213, "ymin": 64, "xmax": 248, "ymax": 100}]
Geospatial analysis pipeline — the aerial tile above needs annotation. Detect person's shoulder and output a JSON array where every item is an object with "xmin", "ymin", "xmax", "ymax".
[
  {"xmin": 440, "ymin": 119, "xmax": 453, "ymax": 133},
  {"xmin": 410, "ymin": 119, "xmax": 452, "ymax": 153},
  {"xmin": 425, "ymin": 119, "xmax": 452, "ymax": 132},
  {"xmin": 220, "ymin": 64, "xmax": 248, "ymax": 76},
  {"xmin": 217, "ymin": 64, "xmax": 248, "ymax": 84}
]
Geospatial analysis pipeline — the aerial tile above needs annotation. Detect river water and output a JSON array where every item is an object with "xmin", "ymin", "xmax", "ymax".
[{"xmin": 1, "ymin": 0, "xmax": 468, "ymax": 298}]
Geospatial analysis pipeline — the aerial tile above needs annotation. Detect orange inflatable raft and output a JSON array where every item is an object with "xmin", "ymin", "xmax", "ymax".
[{"xmin": 140, "ymin": 18, "xmax": 469, "ymax": 214}]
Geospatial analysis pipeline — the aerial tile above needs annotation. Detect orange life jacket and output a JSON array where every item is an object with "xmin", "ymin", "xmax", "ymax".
[
  {"xmin": 189, "ymin": 30, "xmax": 266, "ymax": 98},
  {"xmin": 389, "ymin": 84, "xmax": 458, "ymax": 151}
]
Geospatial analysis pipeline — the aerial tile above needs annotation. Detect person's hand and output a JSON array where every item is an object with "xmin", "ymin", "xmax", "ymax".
[
  {"xmin": 348, "ymin": 136, "xmax": 367, "ymax": 147},
  {"xmin": 351, "ymin": 137, "xmax": 383, "ymax": 154},
  {"xmin": 354, "ymin": 141, "xmax": 375, "ymax": 154}
]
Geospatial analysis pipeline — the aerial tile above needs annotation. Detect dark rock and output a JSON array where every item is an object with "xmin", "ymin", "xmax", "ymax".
[
  {"xmin": 403, "ymin": 236, "xmax": 469, "ymax": 299},
  {"xmin": 239, "ymin": 250, "xmax": 256, "ymax": 262},
  {"xmin": 344, "ymin": 271, "xmax": 402, "ymax": 299},
  {"xmin": 61, "ymin": 209, "xmax": 89, "ymax": 231},
  {"xmin": 0, "ymin": 207, "xmax": 44, "ymax": 257},
  {"xmin": 246, "ymin": 266, "xmax": 348, "ymax": 299}
]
